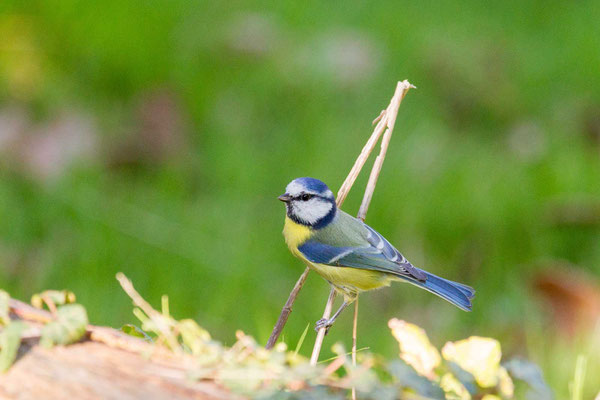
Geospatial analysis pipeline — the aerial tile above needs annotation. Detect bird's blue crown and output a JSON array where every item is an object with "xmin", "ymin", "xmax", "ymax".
[{"xmin": 293, "ymin": 177, "xmax": 331, "ymax": 194}]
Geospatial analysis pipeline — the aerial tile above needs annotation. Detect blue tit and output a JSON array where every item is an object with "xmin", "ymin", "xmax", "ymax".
[{"xmin": 279, "ymin": 177, "xmax": 474, "ymax": 333}]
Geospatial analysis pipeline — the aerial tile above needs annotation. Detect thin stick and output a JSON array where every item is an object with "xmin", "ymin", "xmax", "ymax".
[
  {"xmin": 116, "ymin": 272, "xmax": 182, "ymax": 354},
  {"xmin": 351, "ymin": 296, "xmax": 359, "ymax": 400},
  {"xmin": 323, "ymin": 352, "xmax": 346, "ymax": 376},
  {"xmin": 309, "ymin": 287, "xmax": 337, "ymax": 365},
  {"xmin": 336, "ymin": 114, "xmax": 390, "ymax": 207},
  {"xmin": 265, "ymin": 266, "xmax": 310, "ymax": 349},
  {"xmin": 8, "ymin": 298, "xmax": 53, "ymax": 324},
  {"xmin": 357, "ymin": 80, "xmax": 414, "ymax": 220},
  {"xmin": 266, "ymin": 80, "xmax": 415, "ymax": 352},
  {"xmin": 266, "ymin": 116, "xmax": 387, "ymax": 350},
  {"xmin": 310, "ymin": 80, "xmax": 415, "ymax": 365}
]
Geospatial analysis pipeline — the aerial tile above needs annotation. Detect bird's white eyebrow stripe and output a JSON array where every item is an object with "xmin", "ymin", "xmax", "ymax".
[
  {"xmin": 286, "ymin": 181, "xmax": 334, "ymax": 199},
  {"xmin": 286, "ymin": 181, "xmax": 320, "ymax": 196},
  {"xmin": 285, "ymin": 181, "xmax": 306, "ymax": 195}
]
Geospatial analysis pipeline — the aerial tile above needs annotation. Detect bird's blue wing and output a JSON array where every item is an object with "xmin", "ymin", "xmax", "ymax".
[
  {"xmin": 362, "ymin": 224, "xmax": 406, "ymax": 262},
  {"xmin": 297, "ymin": 239, "xmax": 474, "ymax": 311},
  {"xmin": 296, "ymin": 241, "xmax": 356, "ymax": 265},
  {"xmin": 362, "ymin": 223, "xmax": 428, "ymax": 281},
  {"xmin": 297, "ymin": 239, "xmax": 425, "ymax": 280},
  {"xmin": 358, "ymin": 224, "xmax": 474, "ymax": 309},
  {"xmin": 297, "ymin": 210, "xmax": 427, "ymax": 281}
]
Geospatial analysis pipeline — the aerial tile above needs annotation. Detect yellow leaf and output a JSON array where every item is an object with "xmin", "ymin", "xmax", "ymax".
[
  {"xmin": 0, "ymin": 290, "xmax": 9, "ymax": 326},
  {"xmin": 388, "ymin": 318, "xmax": 441, "ymax": 379},
  {"xmin": 31, "ymin": 290, "xmax": 76, "ymax": 310},
  {"xmin": 498, "ymin": 366, "xmax": 514, "ymax": 397},
  {"xmin": 442, "ymin": 336, "xmax": 501, "ymax": 388},
  {"xmin": 440, "ymin": 373, "xmax": 471, "ymax": 400},
  {"xmin": 178, "ymin": 319, "xmax": 211, "ymax": 356}
]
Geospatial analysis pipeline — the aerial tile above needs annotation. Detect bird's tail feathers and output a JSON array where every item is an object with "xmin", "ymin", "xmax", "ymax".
[{"xmin": 402, "ymin": 270, "xmax": 475, "ymax": 311}]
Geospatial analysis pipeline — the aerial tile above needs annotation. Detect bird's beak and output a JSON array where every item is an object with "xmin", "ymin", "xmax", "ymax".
[{"xmin": 278, "ymin": 193, "xmax": 292, "ymax": 202}]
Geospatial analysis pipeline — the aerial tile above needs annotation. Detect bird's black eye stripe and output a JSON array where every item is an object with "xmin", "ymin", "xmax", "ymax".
[{"xmin": 300, "ymin": 193, "xmax": 313, "ymax": 201}]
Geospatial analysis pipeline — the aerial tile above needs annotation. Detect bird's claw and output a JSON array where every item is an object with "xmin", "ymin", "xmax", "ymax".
[{"xmin": 315, "ymin": 318, "xmax": 333, "ymax": 335}]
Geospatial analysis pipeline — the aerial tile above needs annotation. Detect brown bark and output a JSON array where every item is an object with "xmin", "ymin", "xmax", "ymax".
[
  {"xmin": 1, "ymin": 299, "xmax": 236, "ymax": 400},
  {"xmin": 0, "ymin": 339, "xmax": 234, "ymax": 400}
]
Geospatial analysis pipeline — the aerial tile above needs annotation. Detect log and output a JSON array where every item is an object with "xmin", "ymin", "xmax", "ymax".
[
  {"xmin": 0, "ymin": 339, "xmax": 233, "ymax": 400},
  {"xmin": 0, "ymin": 299, "xmax": 235, "ymax": 400}
]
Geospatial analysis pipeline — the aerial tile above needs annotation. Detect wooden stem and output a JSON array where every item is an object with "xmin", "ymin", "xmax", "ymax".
[
  {"xmin": 351, "ymin": 296, "xmax": 359, "ymax": 400},
  {"xmin": 309, "ymin": 81, "xmax": 415, "ymax": 365},
  {"xmin": 265, "ymin": 267, "xmax": 310, "ymax": 349},
  {"xmin": 265, "ymin": 80, "xmax": 415, "ymax": 354},
  {"xmin": 309, "ymin": 287, "xmax": 337, "ymax": 365},
  {"xmin": 357, "ymin": 80, "xmax": 413, "ymax": 221}
]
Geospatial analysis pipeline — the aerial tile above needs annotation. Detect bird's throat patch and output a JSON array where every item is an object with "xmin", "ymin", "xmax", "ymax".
[{"xmin": 283, "ymin": 216, "xmax": 312, "ymax": 256}]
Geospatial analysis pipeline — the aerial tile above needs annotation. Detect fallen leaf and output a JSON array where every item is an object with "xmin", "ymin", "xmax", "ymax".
[
  {"xmin": 0, "ymin": 290, "xmax": 9, "ymax": 326},
  {"xmin": 31, "ymin": 290, "xmax": 76, "ymax": 310},
  {"xmin": 388, "ymin": 318, "xmax": 441, "ymax": 379},
  {"xmin": 442, "ymin": 336, "xmax": 501, "ymax": 388},
  {"xmin": 40, "ymin": 304, "xmax": 88, "ymax": 348},
  {"xmin": 178, "ymin": 319, "xmax": 211, "ymax": 355},
  {"xmin": 440, "ymin": 372, "xmax": 471, "ymax": 400},
  {"xmin": 0, "ymin": 321, "xmax": 25, "ymax": 372},
  {"xmin": 498, "ymin": 366, "xmax": 514, "ymax": 398}
]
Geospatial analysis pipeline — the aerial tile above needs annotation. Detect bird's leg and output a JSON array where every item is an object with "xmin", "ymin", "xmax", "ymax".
[{"xmin": 315, "ymin": 300, "xmax": 349, "ymax": 335}]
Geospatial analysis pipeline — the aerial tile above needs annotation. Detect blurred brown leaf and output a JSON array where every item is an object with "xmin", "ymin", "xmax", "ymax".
[
  {"xmin": 533, "ymin": 264, "xmax": 600, "ymax": 336},
  {"xmin": 0, "ymin": 107, "xmax": 98, "ymax": 181},
  {"xmin": 109, "ymin": 88, "xmax": 188, "ymax": 168},
  {"xmin": 224, "ymin": 13, "xmax": 281, "ymax": 57},
  {"xmin": 545, "ymin": 199, "xmax": 600, "ymax": 228},
  {"xmin": 583, "ymin": 105, "xmax": 600, "ymax": 149}
]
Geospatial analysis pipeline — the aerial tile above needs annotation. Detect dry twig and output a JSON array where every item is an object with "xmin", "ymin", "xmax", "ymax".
[
  {"xmin": 310, "ymin": 80, "xmax": 415, "ymax": 366},
  {"xmin": 116, "ymin": 272, "xmax": 182, "ymax": 354},
  {"xmin": 309, "ymin": 287, "xmax": 337, "ymax": 365},
  {"xmin": 265, "ymin": 114, "xmax": 388, "ymax": 350},
  {"xmin": 266, "ymin": 81, "xmax": 415, "ymax": 365},
  {"xmin": 265, "ymin": 267, "xmax": 310, "ymax": 349},
  {"xmin": 351, "ymin": 296, "xmax": 359, "ymax": 400}
]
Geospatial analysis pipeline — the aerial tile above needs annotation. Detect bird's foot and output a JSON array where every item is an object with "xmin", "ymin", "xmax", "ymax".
[{"xmin": 315, "ymin": 318, "xmax": 333, "ymax": 335}]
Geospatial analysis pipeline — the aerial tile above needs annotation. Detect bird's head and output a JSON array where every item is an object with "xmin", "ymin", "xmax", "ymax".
[{"xmin": 279, "ymin": 177, "xmax": 337, "ymax": 229}]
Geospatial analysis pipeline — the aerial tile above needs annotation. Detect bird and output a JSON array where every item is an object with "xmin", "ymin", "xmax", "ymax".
[{"xmin": 279, "ymin": 177, "xmax": 474, "ymax": 333}]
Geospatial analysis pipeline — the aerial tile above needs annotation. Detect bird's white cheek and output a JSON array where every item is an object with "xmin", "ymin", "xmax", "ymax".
[{"xmin": 293, "ymin": 200, "xmax": 333, "ymax": 225}]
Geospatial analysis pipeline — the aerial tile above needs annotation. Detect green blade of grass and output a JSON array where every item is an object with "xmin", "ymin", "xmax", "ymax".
[
  {"xmin": 318, "ymin": 347, "xmax": 370, "ymax": 364},
  {"xmin": 293, "ymin": 324, "xmax": 310, "ymax": 357},
  {"xmin": 571, "ymin": 354, "xmax": 587, "ymax": 400}
]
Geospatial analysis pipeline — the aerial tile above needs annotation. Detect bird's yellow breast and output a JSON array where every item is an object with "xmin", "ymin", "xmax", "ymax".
[
  {"xmin": 282, "ymin": 216, "xmax": 312, "ymax": 257},
  {"xmin": 282, "ymin": 216, "xmax": 393, "ymax": 298}
]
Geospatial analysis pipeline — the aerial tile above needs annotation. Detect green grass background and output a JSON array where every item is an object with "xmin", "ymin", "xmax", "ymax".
[{"xmin": 1, "ymin": 0, "xmax": 599, "ymax": 397}]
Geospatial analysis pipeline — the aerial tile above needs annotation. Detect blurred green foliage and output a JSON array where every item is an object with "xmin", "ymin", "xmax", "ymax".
[{"xmin": 0, "ymin": 0, "xmax": 599, "ymax": 397}]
